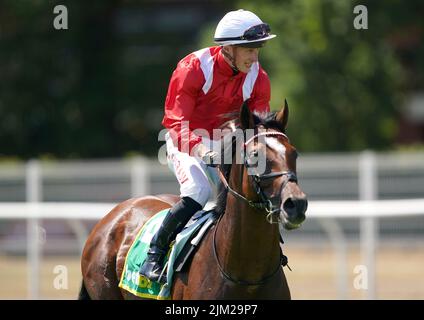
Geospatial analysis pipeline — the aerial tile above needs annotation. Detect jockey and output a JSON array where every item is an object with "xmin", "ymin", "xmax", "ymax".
[{"xmin": 139, "ymin": 9, "xmax": 277, "ymax": 283}]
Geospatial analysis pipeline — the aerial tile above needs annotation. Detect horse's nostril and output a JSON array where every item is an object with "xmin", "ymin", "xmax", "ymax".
[
  {"xmin": 283, "ymin": 198, "xmax": 295, "ymax": 211},
  {"xmin": 283, "ymin": 197, "xmax": 308, "ymax": 218}
]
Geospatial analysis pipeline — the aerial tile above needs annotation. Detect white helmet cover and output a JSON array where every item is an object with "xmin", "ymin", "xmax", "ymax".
[{"xmin": 214, "ymin": 9, "xmax": 276, "ymax": 46}]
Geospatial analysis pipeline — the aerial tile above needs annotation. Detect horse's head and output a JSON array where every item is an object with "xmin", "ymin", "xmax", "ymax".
[{"xmin": 236, "ymin": 100, "xmax": 307, "ymax": 230}]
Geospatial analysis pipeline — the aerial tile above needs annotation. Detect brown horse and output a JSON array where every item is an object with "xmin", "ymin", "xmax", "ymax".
[{"xmin": 79, "ymin": 101, "xmax": 307, "ymax": 300}]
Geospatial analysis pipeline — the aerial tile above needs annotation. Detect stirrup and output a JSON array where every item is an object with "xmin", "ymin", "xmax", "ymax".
[
  {"xmin": 139, "ymin": 249, "xmax": 168, "ymax": 283},
  {"xmin": 139, "ymin": 262, "xmax": 167, "ymax": 284}
]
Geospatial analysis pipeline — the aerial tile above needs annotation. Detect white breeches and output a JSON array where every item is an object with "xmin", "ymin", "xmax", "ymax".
[{"xmin": 165, "ymin": 133, "xmax": 220, "ymax": 206}]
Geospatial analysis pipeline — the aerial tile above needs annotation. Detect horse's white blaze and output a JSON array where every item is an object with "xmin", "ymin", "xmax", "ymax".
[{"xmin": 265, "ymin": 137, "xmax": 286, "ymax": 156}]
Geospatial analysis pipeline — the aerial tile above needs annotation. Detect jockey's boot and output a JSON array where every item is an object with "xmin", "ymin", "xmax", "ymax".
[{"xmin": 139, "ymin": 197, "xmax": 202, "ymax": 284}]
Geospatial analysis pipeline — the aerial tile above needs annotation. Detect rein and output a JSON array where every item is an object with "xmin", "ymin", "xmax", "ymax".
[
  {"xmin": 212, "ymin": 213, "xmax": 282, "ymax": 286},
  {"xmin": 212, "ymin": 131, "xmax": 295, "ymax": 286}
]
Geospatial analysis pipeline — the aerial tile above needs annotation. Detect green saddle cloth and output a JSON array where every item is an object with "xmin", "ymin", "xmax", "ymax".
[{"xmin": 118, "ymin": 208, "xmax": 212, "ymax": 299}]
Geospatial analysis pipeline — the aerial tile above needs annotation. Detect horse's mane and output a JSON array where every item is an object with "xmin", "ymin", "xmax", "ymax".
[{"xmin": 213, "ymin": 110, "xmax": 284, "ymax": 216}]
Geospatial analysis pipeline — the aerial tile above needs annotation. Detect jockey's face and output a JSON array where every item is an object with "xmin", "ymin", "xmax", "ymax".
[{"xmin": 225, "ymin": 46, "xmax": 260, "ymax": 73}]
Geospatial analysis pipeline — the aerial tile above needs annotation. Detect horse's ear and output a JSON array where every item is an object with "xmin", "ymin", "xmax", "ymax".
[
  {"xmin": 240, "ymin": 101, "xmax": 255, "ymax": 130},
  {"xmin": 275, "ymin": 99, "xmax": 289, "ymax": 131}
]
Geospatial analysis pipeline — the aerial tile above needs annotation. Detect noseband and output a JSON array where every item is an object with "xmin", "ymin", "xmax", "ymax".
[{"xmin": 217, "ymin": 131, "xmax": 298, "ymax": 224}]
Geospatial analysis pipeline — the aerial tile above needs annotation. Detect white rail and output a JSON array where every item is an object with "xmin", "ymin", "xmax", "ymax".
[
  {"xmin": 0, "ymin": 202, "xmax": 116, "ymax": 219},
  {"xmin": 1, "ymin": 198, "xmax": 424, "ymax": 219},
  {"xmin": 1, "ymin": 199, "xmax": 424, "ymax": 299}
]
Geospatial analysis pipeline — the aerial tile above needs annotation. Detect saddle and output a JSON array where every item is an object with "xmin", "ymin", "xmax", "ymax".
[{"xmin": 119, "ymin": 208, "xmax": 217, "ymax": 299}]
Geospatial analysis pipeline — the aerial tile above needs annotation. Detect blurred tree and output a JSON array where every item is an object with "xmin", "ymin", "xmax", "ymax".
[
  {"xmin": 0, "ymin": 1, "xmax": 230, "ymax": 159},
  {"xmin": 1, "ymin": 1, "xmax": 422, "ymax": 158},
  {"xmin": 229, "ymin": 0, "xmax": 423, "ymax": 152},
  {"xmin": 0, "ymin": 1, "xmax": 122, "ymax": 158}
]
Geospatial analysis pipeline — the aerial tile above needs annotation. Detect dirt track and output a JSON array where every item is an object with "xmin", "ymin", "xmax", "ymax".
[
  {"xmin": 0, "ymin": 246, "xmax": 423, "ymax": 299},
  {"xmin": 284, "ymin": 246, "xmax": 424, "ymax": 299}
]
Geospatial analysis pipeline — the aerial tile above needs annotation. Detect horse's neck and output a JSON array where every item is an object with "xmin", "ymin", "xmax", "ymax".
[{"xmin": 215, "ymin": 164, "xmax": 281, "ymax": 281}]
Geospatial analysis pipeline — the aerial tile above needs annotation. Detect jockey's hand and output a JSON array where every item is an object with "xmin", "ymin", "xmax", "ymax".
[{"xmin": 202, "ymin": 150, "xmax": 220, "ymax": 167}]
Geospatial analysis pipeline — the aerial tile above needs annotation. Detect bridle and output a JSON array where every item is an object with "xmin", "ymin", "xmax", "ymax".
[
  {"xmin": 213, "ymin": 130, "xmax": 297, "ymax": 286},
  {"xmin": 217, "ymin": 131, "xmax": 298, "ymax": 224}
]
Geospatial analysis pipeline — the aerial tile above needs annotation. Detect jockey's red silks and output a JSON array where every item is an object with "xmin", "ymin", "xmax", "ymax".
[{"xmin": 162, "ymin": 46, "xmax": 271, "ymax": 154}]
